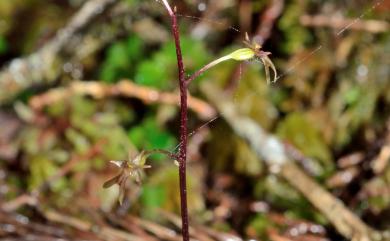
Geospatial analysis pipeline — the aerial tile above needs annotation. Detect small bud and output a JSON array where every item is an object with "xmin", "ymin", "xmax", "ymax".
[{"xmin": 174, "ymin": 160, "xmax": 180, "ymax": 167}]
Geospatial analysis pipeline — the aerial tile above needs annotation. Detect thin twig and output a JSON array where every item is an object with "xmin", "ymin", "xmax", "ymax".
[
  {"xmin": 255, "ymin": 0, "xmax": 284, "ymax": 45},
  {"xmin": 371, "ymin": 120, "xmax": 390, "ymax": 174},
  {"xmin": 300, "ymin": 14, "xmax": 389, "ymax": 33},
  {"xmin": 0, "ymin": 194, "xmax": 38, "ymax": 212},
  {"xmin": 128, "ymin": 215, "xmax": 182, "ymax": 241},
  {"xmin": 43, "ymin": 209, "xmax": 143, "ymax": 241},
  {"xmin": 28, "ymin": 80, "xmax": 216, "ymax": 120},
  {"xmin": 158, "ymin": 209, "xmax": 240, "ymax": 241},
  {"xmin": 186, "ymin": 55, "xmax": 231, "ymax": 85},
  {"xmin": 105, "ymin": 214, "xmax": 159, "ymax": 241}
]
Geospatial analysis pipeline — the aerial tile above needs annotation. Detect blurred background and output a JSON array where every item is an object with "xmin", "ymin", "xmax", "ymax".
[{"xmin": 0, "ymin": 0, "xmax": 389, "ymax": 240}]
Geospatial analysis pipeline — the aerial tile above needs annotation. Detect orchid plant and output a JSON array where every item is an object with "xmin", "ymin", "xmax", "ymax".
[{"xmin": 104, "ymin": 1, "xmax": 276, "ymax": 240}]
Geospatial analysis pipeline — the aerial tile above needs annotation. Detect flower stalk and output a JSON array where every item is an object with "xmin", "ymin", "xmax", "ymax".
[
  {"xmin": 104, "ymin": 2, "xmax": 277, "ymax": 240},
  {"xmin": 161, "ymin": 1, "xmax": 190, "ymax": 240},
  {"xmin": 158, "ymin": 3, "xmax": 277, "ymax": 240}
]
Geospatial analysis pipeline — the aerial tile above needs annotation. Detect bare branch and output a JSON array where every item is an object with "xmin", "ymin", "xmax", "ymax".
[
  {"xmin": 28, "ymin": 80, "xmax": 216, "ymax": 120},
  {"xmin": 300, "ymin": 14, "xmax": 389, "ymax": 33},
  {"xmin": 43, "ymin": 209, "xmax": 144, "ymax": 241}
]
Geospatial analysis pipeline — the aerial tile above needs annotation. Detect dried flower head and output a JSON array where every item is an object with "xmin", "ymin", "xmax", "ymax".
[
  {"xmin": 103, "ymin": 150, "xmax": 151, "ymax": 204},
  {"xmin": 242, "ymin": 32, "xmax": 277, "ymax": 84}
]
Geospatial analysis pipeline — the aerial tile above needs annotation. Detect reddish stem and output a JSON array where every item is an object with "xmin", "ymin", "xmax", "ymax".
[{"xmin": 161, "ymin": 1, "xmax": 189, "ymax": 240}]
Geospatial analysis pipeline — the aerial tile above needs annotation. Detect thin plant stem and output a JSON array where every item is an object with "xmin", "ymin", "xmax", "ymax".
[
  {"xmin": 186, "ymin": 55, "xmax": 231, "ymax": 85},
  {"xmin": 160, "ymin": 1, "xmax": 190, "ymax": 240},
  {"xmin": 144, "ymin": 149, "xmax": 179, "ymax": 160}
]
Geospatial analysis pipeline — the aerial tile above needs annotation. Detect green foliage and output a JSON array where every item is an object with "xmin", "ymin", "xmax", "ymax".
[
  {"xmin": 65, "ymin": 128, "xmax": 90, "ymax": 154},
  {"xmin": 69, "ymin": 97, "xmax": 133, "ymax": 161},
  {"xmin": 276, "ymin": 112, "xmax": 334, "ymax": 176},
  {"xmin": 203, "ymin": 47, "xmax": 278, "ymax": 129},
  {"xmin": 254, "ymin": 176, "xmax": 326, "ymax": 224},
  {"xmin": 327, "ymin": 36, "xmax": 389, "ymax": 147},
  {"xmin": 329, "ymin": 81, "xmax": 380, "ymax": 148},
  {"xmin": 135, "ymin": 37, "xmax": 210, "ymax": 89},
  {"xmin": 123, "ymin": 0, "xmax": 138, "ymax": 5},
  {"xmin": 140, "ymin": 166, "xmax": 204, "ymax": 218},
  {"xmin": 21, "ymin": 126, "xmax": 67, "ymax": 190},
  {"xmin": 233, "ymin": 64, "xmax": 278, "ymax": 130},
  {"xmin": 140, "ymin": 184, "xmax": 166, "ymax": 212},
  {"xmin": 2, "ymin": 0, "xmax": 389, "ymax": 238},
  {"xmin": 20, "ymin": 96, "xmax": 133, "ymax": 193},
  {"xmin": 206, "ymin": 63, "xmax": 277, "ymax": 174},
  {"xmin": 234, "ymin": 138, "xmax": 263, "ymax": 176},
  {"xmin": 128, "ymin": 117, "xmax": 176, "ymax": 161},
  {"xmin": 246, "ymin": 214, "xmax": 275, "ymax": 238},
  {"xmin": 28, "ymin": 155, "xmax": 59, "ymax": 189},
  {"xmin": 278, "ymin": 1, "xmax": 311, "ymax": 54},
  {"xmin": 100, "ymin": 35, "xmax": 144, "ymax": 82},
  {"xmin": 100, "ymin": 36, "xmax": 210, "ymax": 88},
  {"xmin": 0, "ymin": 35, "xmax": 8, "ymax": 54},
  {"xmin": 208, "ymin": 119, "xmax": 263, "ymax": 176},
  {"xmin": 362, "ymin": 173, "xmax": 390, "ymax": 214},
  {"xmin": 254, "ymin": 175, "xmax": 301, "ymax": 207}
]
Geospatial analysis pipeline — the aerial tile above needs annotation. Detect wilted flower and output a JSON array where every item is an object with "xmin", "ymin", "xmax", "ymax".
[
  {"xmin": 103, "ymin": 150, "xmax": 151, "ymax": 204},
  {"xmin": 191, "ymin": 33, "xmax": 277, "ymax": 85},
  {"xmin": 242, "ymin": 32, "xmax": 277, "ymax": 84}
]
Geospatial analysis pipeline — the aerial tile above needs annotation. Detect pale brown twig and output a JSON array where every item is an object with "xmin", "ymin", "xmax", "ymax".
[
  {"xmin": 43, "ymin": 209, "xmax": 143, "ymax": 241},
  {"xmin": 1, "ymin": 194, "xmax": 38, "ymax": 212},
  {"xmin": 371, "ymin": 121, "xmax": 390, "ymax": 174},
  {"xmin": 127, "ymin": 215, "xmax": 183, "ymax": 241},
  {"xmin": 300, "ymin": 15, "xmax": 389, "ymax": 33},
  {"xmin": 28, "ymin": 80, "xmax": 216, "ymax": 120},
  {"xmin": 158, "ymin": 209, "xmax": 241, "ymax": 241},
  {"xmin": 255, "ymin": 0, "xmax": 284, "ymax": 45},
  {"xmin": 105, "ymin": 214, "xmax": 159, "ymax": 241}
]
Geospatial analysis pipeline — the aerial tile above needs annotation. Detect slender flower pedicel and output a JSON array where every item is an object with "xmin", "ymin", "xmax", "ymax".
[{"xmin": 186, "ymin": 32, "xmax": 277, "ymax": 85}]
